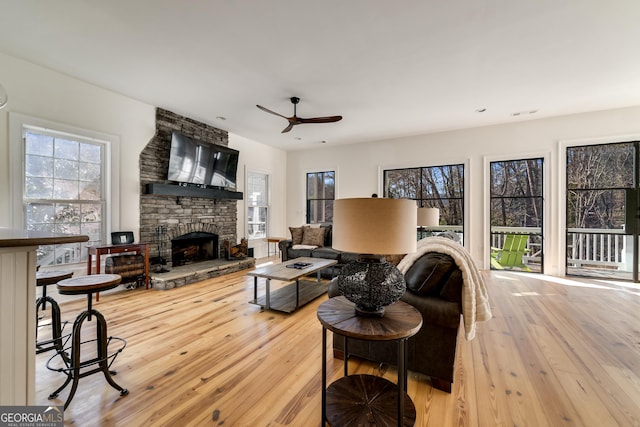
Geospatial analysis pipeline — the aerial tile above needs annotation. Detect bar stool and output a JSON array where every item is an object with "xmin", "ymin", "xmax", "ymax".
[
  {"xmin": 47, "ymin": 274, "xmax": 128, "ymax": 410},
  {"xmin": 36, "ymin": 270, "xmax": 73, "ymax": 354}
]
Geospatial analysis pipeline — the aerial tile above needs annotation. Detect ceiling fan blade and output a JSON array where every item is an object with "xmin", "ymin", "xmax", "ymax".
[
  {"xmin": 258, "ymin": 97, "xmax": 342, "ymax": 134},
  {"xmin": 256, "ymin": 104, "xmax": 288, "ymax": 119},
  {"xmin": 281, "ymin": 122, "xmax": 295, "ymax": 133},
  {"xmin": 298, "ymin": 115, "xmax": 343, "ymax": 124}
]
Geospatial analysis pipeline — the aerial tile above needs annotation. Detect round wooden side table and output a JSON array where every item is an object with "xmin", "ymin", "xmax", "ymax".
[{"xmin": 317, "ymin": 296, "xmax": 423, "ymax": 426}]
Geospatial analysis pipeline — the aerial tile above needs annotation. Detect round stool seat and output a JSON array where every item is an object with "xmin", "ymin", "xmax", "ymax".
[
  {"xmin": 57, "ymin": 274, "xmax": 122, "ymax": 295},
  {"xmin": 36, "ymin": 270, "xmax": 73, "ymax": 286}
]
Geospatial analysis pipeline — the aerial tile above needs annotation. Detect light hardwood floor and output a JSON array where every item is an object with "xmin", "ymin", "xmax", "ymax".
[{"xmin": 34, "ymin": 264, "xmax": 640, "ymax": 426}]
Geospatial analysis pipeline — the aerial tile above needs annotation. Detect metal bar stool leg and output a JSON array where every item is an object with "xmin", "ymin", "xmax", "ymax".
[{"xmin": 36, "ymin": 295, "xmax": 65, "ymax": 354}]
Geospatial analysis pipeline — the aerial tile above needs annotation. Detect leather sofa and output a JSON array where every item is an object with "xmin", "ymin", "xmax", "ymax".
[
  {"xmin": 278, "ymin": 224, "xmax": 359, "ymax": 278},
  {"xmin": 327, "ymin": 251, "xmax": 463, "ymax": 392}
]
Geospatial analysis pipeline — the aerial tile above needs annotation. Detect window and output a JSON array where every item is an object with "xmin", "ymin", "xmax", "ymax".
[
  {"xmin": 306, "ymin": 171, "xmax": 335, "ymax": 224},
  {"xmin": 247, "ymin": 171, "xmax": 269, "ymax": 239},
  {"xmin": 383, "ymin": 164, "xmax": 464, "ymax": 239},
  {"xmin": 10, "ymin": 114, "xmax": 111, "ymax": 266}
]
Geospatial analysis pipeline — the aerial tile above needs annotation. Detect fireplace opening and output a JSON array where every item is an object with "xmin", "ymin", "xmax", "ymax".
[{"xmin": 171, "ymin": 232, "xmax": 218, "ymax": 266}]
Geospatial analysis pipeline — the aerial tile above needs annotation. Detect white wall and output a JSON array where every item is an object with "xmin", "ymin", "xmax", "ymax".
[
  {"xmin": 286, "ymin": 106, "xmax": 640, "ymax": 274},
  {"xmin": 0, "ymin": 51, "xmax": 156, "ymax": 236},
  {"xmin": 230, "ymin": 133, "xmax": 287, "ymax": 258},
  {"xmin": 0, "ymin": 52, "xmax": 286, "ymax": 261}
]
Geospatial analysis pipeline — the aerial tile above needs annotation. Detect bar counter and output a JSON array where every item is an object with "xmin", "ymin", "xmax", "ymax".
[{"xmin": 0, "ymin": 228, "xmax": 88, "ymax": 405}]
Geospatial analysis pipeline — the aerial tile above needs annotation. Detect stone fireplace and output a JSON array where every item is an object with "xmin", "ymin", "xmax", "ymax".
[{"xmin": 139, "ymin": 108, "xmax": 251, "ymax": 279}]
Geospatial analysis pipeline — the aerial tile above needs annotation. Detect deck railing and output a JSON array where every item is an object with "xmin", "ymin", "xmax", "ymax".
[
  {"xmin": 491, "ymin": 226, "xmax": 628, "ymax": 270},
  {"xmin": 421, "ymin": 226, "xmax": 629, "ymax": 271},
  {"xmin": 566, "ymin": 228, "xmax": 627, "ymax": 268}
]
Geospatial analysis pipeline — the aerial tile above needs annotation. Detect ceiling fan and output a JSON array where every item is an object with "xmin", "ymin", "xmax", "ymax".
[{"xmin": 256, "ymin": 97, "xmax": 342, "ymax": 133}]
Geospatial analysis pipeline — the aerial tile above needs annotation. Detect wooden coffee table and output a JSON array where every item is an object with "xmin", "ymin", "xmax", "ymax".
[{"xmin": 248, "ymin": 257, "xmax": 337, "ymax": 313}]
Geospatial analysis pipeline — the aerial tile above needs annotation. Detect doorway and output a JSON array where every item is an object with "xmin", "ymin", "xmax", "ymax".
[
  {"xmin": 489, "ymin": 158, "xmax": 544, "ymax": 273},
  {"xmin": 566, "ymin": 141, "xmax": 639, "ymax": 281}
]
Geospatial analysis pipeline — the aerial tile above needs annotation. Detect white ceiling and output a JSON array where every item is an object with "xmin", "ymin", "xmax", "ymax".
[{"xmin": 1, "ymin": 1, "xmax": 639, "ymax": 151}]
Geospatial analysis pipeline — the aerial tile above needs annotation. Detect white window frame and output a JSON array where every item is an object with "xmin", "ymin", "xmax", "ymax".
[
  {"xmin": 9, "ymin": 113, "xmax": 120, "ymax": 262},
  {"xmin": 246, "ymin": 170, "xmax": 269, "ymax": 240}
]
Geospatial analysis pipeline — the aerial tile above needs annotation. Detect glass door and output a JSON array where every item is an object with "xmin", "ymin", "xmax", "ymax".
[
  {"xmin": 566, "ymin": 142, "xmax": 638, "ymax": 281},
  {"xmin": 489, "ymin": 158, "xmax": 544, "ymax": 273}
]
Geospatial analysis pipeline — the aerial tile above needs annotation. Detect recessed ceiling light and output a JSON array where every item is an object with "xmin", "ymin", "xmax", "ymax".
[
  {"xmin": 475, "ymin": 108, "xmax": 486, "ymax": 113},
  {"xmin": 216, "ymin": 116, "xmax": 226, "ymax": 121},
  {"xmin": 511, "ymin": 109, "xmax": 538, "ymax": 117},
  {"xmin": 294, "ymin": 137, "xmax": 302, "ymax": 140}
]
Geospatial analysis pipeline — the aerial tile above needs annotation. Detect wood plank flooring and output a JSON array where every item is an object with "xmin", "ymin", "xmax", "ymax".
[{"xmin": 34, "ymin": 264, "xmax": 640, "ymax": 426}]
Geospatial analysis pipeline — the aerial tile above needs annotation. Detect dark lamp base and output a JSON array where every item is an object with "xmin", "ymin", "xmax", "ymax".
[
  {"xmin": 354, "ymin": 305, "xmax": 385, "ymax": 318},
  {"xmin": 337, "ymin": 258, "xmax": 407, "ymax": 319}
]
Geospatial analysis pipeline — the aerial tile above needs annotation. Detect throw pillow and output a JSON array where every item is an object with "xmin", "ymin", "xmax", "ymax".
[
  {"xmin": 301, "ymin": 227, "xmax": 326, "ymax": 247},
  {"xmin": 320, "ymin": 224, "xmax": 332, "ymax": 247},
  {"xmin": 404, "ymin": 252, "xmax": 456, "ymax": 296},
  {"xmin": 439, "ymin": 268, "xmax": 463, "ymax": 304},
  {"xmin": 289, "ymin": 226, "xmax": 307, "ymax": 245}
]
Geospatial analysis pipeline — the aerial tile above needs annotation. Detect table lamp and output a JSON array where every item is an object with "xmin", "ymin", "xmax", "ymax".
[
  {"xmin": 417, "ymin": 207, "xmax": 439, "ymax": 239},
  {"xmin": 417, "ymin": 207, "xmax": 439, "ymax": 227},
  {"xmin": 333, "ymin": 198, "xmax": 416, "ymax": 317}
]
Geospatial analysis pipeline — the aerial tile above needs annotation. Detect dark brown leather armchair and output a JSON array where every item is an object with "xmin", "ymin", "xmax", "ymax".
[{"xmin": 328, "ymin": 251, "xmax": 463, "ymax": 392}]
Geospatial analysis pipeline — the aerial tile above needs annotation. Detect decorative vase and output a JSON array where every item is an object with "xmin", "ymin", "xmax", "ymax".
[{"xmin": 337, "ymin": 258, "xmax": 406, "ymax": 317}]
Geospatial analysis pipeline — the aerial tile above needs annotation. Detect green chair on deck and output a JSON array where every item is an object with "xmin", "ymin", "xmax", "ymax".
[{"xmin": 491, "ymin": 234, "xmax": 531, "ymax": 271}]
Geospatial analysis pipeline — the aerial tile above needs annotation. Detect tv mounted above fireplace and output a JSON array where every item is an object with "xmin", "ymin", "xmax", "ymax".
[{"xmin": 167, "ymin": 131, "xmax": 239, "ymax": 189}]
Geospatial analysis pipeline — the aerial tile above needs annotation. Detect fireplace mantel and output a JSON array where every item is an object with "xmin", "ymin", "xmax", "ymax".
[{"xmin": 145, "ymin": 183, "xmax": 243, "ymax": 200}]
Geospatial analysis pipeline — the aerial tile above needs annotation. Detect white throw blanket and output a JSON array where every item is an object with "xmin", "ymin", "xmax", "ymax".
[{"xmin": 397, "ymin": 237, "xmax": 492, "ymax": 340}]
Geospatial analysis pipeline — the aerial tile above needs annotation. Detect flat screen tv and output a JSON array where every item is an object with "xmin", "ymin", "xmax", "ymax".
[{"xmin": 167, "ymin": 131, "xmax": 239, "ymax": 189}]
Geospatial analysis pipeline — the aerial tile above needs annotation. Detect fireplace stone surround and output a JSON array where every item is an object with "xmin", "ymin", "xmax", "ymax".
[{"xmin": 139, "ymin": 108, "xmax": 254, "ymax": 288}]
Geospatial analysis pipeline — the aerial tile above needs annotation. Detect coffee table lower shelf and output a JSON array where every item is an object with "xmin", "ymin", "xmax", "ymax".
[
  {"xmin": 326, "ymin": 374, "xmax": 416, "ymax": 426},
  {"xmin": 249, "ymin": 280, "xmax": 328, "ymax": 313}
]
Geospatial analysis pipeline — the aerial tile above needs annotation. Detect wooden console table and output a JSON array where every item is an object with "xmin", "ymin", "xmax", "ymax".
[
  {"xmin": 317, "ymin": 296, "xmax": 423, "ymax": 426},
  {"xmin": 87, "ymin": 243, "xmax": 150, "ymax": 292}
]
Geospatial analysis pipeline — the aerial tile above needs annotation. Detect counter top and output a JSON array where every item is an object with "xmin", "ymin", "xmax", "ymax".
[{"xmin": 0, "ymin": 228, "xmax": 89, "ymax": 247}]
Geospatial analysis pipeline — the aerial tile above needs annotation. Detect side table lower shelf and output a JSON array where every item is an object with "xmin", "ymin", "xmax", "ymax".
[{"xmin": 326, "ymin": 374, "xmax": 416, "ymax": 426}]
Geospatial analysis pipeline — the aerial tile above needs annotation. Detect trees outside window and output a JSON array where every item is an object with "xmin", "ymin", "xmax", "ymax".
[
  {"xmin": 247, "ymin": 171, "xmax": 269, "ymax": 239},
  {"xmin": 306, "ymin": 171, "xmax": 335, "ymax": 224},
  {"xmin": 383, "ymin": 164, "xmax": 464, "ymax": 238},
  {"xmin": 566, "ymin": 143, "xmax": 632, "ymax": 231},
  {"xmin": 23, "ymin": 129, "xmax": 105, "ymax": 266}
]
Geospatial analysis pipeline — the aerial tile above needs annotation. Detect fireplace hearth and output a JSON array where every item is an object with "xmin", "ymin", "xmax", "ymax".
[{"xmin": 171, "ymin": 232, "xmax": 218, "ymax": 266}]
